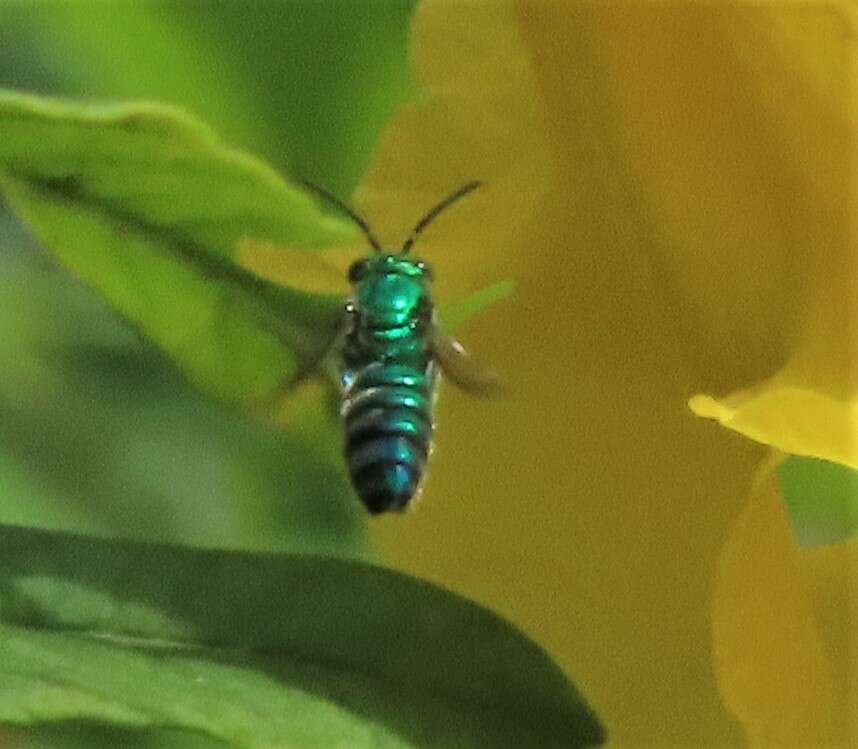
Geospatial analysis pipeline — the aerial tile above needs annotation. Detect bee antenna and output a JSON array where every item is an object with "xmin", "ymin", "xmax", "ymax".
[
  {"xmin": 401, "ymin": 180, "xmax": 482, "ymax": 255},
  {"xmin": 300, "ymin": 179, "xmax": 383, "ymax": 253}
]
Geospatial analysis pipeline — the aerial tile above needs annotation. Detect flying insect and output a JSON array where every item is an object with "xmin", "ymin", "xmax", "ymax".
[{"xmin": 302, "ymin": 181, "xmax": 497, "ymax": 514}]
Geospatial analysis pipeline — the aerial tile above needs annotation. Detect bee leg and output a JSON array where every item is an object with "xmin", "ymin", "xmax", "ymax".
[{"xmin": 431, "ymin": 328, "xmax": 503, "ymax": 398}]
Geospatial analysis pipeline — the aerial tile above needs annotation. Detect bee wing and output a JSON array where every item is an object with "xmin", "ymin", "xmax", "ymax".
[
  {"xmin": 431, "ymin": 328, "xmax": 503, "ymax": 398},
  {"xmin": 237, "ymin": 240, "xmax": 359, "ymax": 421},
  {"xmin": 252, "ymin": 301, "xmax": 350, "ymax": 423}
]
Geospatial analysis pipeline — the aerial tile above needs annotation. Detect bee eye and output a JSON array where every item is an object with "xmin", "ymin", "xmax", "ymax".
[
  {"xmin": 416, "ymin": 261, "xmax": 433, "ymax": 281},
  {"xmin": 348, "ymin": 259, "xmax": 369, "ymax": 283}
]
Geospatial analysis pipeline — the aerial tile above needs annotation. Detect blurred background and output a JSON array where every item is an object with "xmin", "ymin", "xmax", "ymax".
[
  {"xmin": 0, "ymin": 3, "xmax": 415, "ymax": 746},
  {"xmin": 3, "ymin": 2, "xmax": 850, "ymax": 747},
  {"xmin": 0, "ymin": 1, "xmax": 421, "ymax": 547}
]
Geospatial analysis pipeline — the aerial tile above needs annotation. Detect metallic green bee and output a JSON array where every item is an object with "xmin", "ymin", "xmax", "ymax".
[{"xmin": 303, "ymin": 181, "xmax": 496, "ymax": 514}]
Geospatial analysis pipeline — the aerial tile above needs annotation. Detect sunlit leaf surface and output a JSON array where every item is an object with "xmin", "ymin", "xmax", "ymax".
[
  {"xmin": 0, "ymin": 91, "xmax": 353, "ymax": 404},
  {"xmin": 0, "ymin": 524, "xmax": 604, "ymax": 749}
]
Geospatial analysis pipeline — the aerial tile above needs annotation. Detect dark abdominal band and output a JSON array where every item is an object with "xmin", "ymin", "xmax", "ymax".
[{"xmin": 342, "ymin": 362, "xmax": 433, "ymax": 514}]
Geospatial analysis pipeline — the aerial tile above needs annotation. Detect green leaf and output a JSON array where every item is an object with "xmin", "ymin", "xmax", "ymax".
[
  {"xmin": 0, "ymin": 220, "xmax": 366, "ymax": 556},
  {"xmin": 0, "ymin": 90, "xmax": 354, "ymax": 404},
  {"xmin": 0, "ymin": 1, "xmax": 418, "ymax": 196},
  {"xmin": 0, "ymin": 182, "xmax": 364, "ymax": 554},
  {"xmin": 0, "ymin": 524, "xmax": 605, "ymax": 748},
  {"xmin": 7, "ymin": 724, "xmax": 226, "ymax": 749},
  {"xmin": 779, "ymin": 456, "xmax": 858, "ymax": 546}
]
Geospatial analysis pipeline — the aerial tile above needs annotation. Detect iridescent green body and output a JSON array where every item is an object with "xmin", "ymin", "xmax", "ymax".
[
  {"xmin": 301, "ymin": 179, "xmax": 486, "ymax": 514},
  {"xmin": 341, "ymin": 255, "xmax": 436, "ymax": 513}
]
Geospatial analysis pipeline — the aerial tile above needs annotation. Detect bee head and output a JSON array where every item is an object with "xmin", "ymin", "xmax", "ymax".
[
  {"xmin": 348, "ymin": 255, "xmax": 432, "ymax": 284},
  {"xmin": 351, "ymin": 255, "xmax": 433, "ymax": 327}
]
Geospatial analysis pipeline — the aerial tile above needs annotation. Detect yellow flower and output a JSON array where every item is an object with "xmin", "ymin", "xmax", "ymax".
[{"xmin": 355, "ymin": 1, "xmax": 856, "ymax": 744}]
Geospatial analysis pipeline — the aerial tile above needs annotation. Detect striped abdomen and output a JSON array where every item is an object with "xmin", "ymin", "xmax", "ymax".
[{"xmin": 342, "ymin": 362, "xmax": 435, "ymax": 514}]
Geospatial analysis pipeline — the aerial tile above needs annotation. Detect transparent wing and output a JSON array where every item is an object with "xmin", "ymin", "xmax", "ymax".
[
  {"xmin": 236, "ymin": 240, "xmax": 357, "ymax": 422},
  {"xmin": 251, "ymin": 302, "xmax": 349, "ymax": 423},
  {"xmin": 432, "ymin": 327, "xmax": 502, "ymax": 398}
]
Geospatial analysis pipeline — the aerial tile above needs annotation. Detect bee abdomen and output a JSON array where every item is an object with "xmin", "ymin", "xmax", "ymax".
[{"xmin": 342, "ymin": 363, "xmax": 434, "ymax": 514}]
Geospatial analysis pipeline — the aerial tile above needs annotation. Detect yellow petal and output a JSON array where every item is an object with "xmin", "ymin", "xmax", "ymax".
[
  {"xmin": 690, "ymin": 382, "xmax": 858, "ymax": 470},
  {"xmin": 354, "ymin": 0, "xmax": 552, "ymax": 305},
  {"xmin": 689, "ymin": 230, "xmax": 858, "ymax": 468},
  {"xmin": 594, "ymin": 2, "xmax": 853, "ymax": 389},
  {"xmin": 713, "ymin": 455, "xmax": 856, "ymax": 744},
  {"xmin": 683, "ymin": 3, "xmax": 857, "ymax": 468},
  {"xmin": 361, "ymin": 1, "xmax": 768, "ymax": 743},
  {"xmin": 354, "ymin": 0, "xmax": 854, "ymax": 744},
  {"xmin": 689, "ymin": 178, "xmax": 858, "ymax": 468}
]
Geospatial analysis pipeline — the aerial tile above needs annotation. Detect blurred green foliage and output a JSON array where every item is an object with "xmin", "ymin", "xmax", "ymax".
[
  {"xmin": 0, "ymin": 0, "xmax": 411, "ymax": 560},
  {"xmin": 0, "ymin": 228, "xmax": 365, "ymax": 553},
  {"xmin": 780, "ymin": 456, "xmax": 858, "ymax": 546},
  {"xmin": 0, "ymin": 3, "xmax": 416, "ymax": 746},
  {"xmin": 0, "ymin": 3, "xmax": 603, "ymax": 748},
  {"xmin": 0, "ymin": 1, "xmax": 418, "ymax": 196},
  {"xmin": 0, "ymin": 0, "xmax": 419, "ymax": 552},
  {"xmin": 0, "ymin": 92, "xmax": 357, "ymax": 404},
  {"xmin": 0, "ymin": 524, "xmax": 604, "ymax": 749}
]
